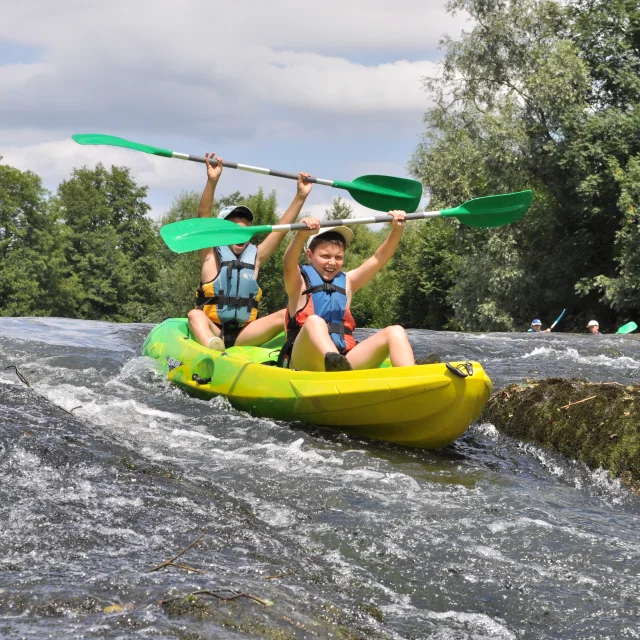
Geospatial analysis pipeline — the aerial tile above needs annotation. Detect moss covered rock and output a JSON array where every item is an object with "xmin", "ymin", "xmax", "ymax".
[{"xmin": 481, "ymin": 378, "xmax": 640, "ymax": 492}]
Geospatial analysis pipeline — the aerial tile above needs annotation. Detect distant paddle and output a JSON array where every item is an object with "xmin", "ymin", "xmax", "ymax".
[
  {"xmin": 550, "ymin": 309, "xmax": 566, "ymax": 330},
  {"xmin": 616, "ymin": 321, "xmax": 637, "ymax": 334},
  {"xmin": 160, "ymin": 191, "xmax": 534, "ymax": 253},
  {"xmin": 72, "ymin": 133, "xmax": 423, "ymax": 213}
]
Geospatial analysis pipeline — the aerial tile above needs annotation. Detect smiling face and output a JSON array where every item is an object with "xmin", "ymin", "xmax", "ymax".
[
  {"xmin": 589, "ymin": 324, "xmax": 599, "ymax": 334},
  {"xmin": 226, "ymin": 214, "xmax": 252, "ymax": 255},
  {"xmin": 306, "ymin": 239, "xmax": 345, "ymax": 281}
]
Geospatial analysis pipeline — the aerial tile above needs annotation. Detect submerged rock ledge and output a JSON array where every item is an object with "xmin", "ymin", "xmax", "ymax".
[{"xmin": 481, "ymin": 378, "xmax": 640, "ymax": 493}]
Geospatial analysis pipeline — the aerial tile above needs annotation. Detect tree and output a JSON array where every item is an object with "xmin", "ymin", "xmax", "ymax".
[
  {"xmin": 326, "ymin": 197, "xmax": 353, "ymax": 221},
  {"xmin": 156, "ymin": 191, "xmax": 203, "ymax": 319},
  {"xmin": 0, "ymin": 163, "xmax": 70, "ymax": 317},
  {"xmin": 53, "ymin": 164, "xmax": 163, "ymax": 322},
  {"xmin": 409, "ymin": 0, "xmax": 640, "ymax": 330}
]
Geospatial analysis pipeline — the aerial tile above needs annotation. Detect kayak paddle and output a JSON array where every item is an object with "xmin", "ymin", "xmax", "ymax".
[
  {"xmin": 616, "ymin": 321, "xmax": 637, "ymax": 334},
  {"xmin": 160, "ymin": 190, "xmax": 534, "ymax": 253},
  {"xmin": 549, "ymin": 308, "xmax": 566, "ymax": 330},
  {"xmin": 72, "ymin": 133, "xmax": 423, "ymax": 213}
]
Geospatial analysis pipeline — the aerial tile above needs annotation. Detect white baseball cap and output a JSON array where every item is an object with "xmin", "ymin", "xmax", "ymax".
[
  {"xmin": 587, "ymin": 320, "xmax": 599, "ymax": 327},
  {"xmin": 306, "ymin": 226, "xmax": 354, "ymax": 250}
]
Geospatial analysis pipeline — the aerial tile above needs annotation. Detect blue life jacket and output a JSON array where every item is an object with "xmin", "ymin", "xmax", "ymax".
[
  {"xmin": 197, "ymin": 244, "xmax": 262, "ymax": 327},
  {"xmin": 297, "ymin": 265, "xmax": 355, "ymax": 351}
]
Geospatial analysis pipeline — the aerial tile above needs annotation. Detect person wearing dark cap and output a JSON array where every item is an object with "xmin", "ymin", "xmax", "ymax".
[
  {"xmin": 528, "ymin": 319, "xmax": 550, "ymax": 333},
  {"xmin": 188, "ymin": 152, "xmax": 312, "ymax": 351}
]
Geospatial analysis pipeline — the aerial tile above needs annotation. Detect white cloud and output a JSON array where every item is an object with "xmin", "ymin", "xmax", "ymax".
[
  {"xmin": 0, "ymin": 0, "xmax": 462, "ymax": 138},
  {"xmin": 1, "ymin": 138, "xmax": 194, "ymax": 189},
  {"xmin": 1, "ymin": 1, "xmax": 466, "ymax": 53}
]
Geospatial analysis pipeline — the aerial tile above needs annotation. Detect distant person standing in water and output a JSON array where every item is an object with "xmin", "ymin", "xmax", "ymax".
[
  {"xmin": 587, "ymin": 320, "xmax": 601, "ymax": 335},
  {"xmin": 528, "ymin": 319, "xmax": 551, "ymax": 333}
]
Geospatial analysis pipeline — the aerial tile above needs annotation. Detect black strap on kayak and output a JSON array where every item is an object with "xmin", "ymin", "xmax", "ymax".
[{"xmin": 446, "ymin": 362, "xmax": 474, "ymax": 378}]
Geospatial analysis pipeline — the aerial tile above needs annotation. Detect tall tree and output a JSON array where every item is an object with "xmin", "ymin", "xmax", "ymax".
[
  {"xmin": 0, "ymin": 162, "xmax": 70, "ymax": 317},
  {"xmin": 53, "ymin": 164, "xmax": 162, "ymax": 322},
  {"xmin": 410, "ymin": 0, "xmax": 640, "ymax": 330}
]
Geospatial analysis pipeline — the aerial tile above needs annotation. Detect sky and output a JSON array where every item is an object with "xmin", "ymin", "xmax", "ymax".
[{"xmin": 0, "ymin": 0, "xmax": 468, "ymax": 220}]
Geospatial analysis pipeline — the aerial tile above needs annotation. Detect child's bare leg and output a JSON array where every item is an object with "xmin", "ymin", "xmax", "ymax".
[
  {"xmin": 234, "ymin": 309, "xmax": 286, "ymax": 346},
  {"xmin": 289, "ymin": 315, "xmax": 337, "ymax": 371},
  {"xmin": 187, "ymin": 309, "xmax": 222, "ymax": 347},
  {"xmin": 346, "ymin": 325, "xmax": 415, "ymax": 369}
]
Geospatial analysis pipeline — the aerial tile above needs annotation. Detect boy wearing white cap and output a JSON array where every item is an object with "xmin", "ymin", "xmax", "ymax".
[
  {"xmin": 280, "ymin": 212, "xmax": 419, "ymax": 372},
  {"xmin": 188, "ymin": 152, "xmax": 312, "ymax": 350},
  {"xmin": 587, "ymin": 320, "xmax": 601, "ymax": 335}
]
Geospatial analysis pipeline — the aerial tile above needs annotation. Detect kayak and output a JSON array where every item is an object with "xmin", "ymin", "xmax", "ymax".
[{"xmin": 141, "ymin": 318, "xmax": 494, "ymax": 449}]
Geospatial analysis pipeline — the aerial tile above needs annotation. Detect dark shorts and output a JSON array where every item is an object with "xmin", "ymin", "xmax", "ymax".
[{"xmin": 215, "ymin": 323, "xmax": 243, "ymax": 349}]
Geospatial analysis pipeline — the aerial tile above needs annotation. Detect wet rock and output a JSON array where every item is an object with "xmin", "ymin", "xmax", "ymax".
[{"xmin": 481, "ymin": 378, "xmax": 640, "ymax": 493}]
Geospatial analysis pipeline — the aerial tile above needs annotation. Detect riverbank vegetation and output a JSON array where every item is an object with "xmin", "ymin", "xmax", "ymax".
[
  {"xmin": 482, "ymin": 378, "xmax": 640, "ymax": 492},
  {"xmin": 1, "ymin": 0, "xmax": 639, "ymax": 330}
]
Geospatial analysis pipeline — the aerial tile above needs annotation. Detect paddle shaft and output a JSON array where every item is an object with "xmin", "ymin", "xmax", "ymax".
[
  {"xmin": 550, "ymin": 309, "xmax": 566, "ymax": 330},
  {"xmin": 170, "ymin": 152, "xmax": 334, "ymax": 187},
  {"xmin": 268, "ymin": 211, "xmax": 443, "ymax": 233}
]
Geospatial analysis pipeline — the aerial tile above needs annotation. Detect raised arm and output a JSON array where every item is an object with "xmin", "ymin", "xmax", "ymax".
[
  {"xmin": 283, "ymin": 217, "xmax": 320, "ymax": 314},
  {"xmin": 347, "ymin": 211, "xmax": 406, "ymax": 294},
  {"xmin": 197, "ymin": 152, "xmax": 223, "ymax": 266},
  {"xmin": 256, "ymin": 173, "xmax": 312, "ymax": 267}
]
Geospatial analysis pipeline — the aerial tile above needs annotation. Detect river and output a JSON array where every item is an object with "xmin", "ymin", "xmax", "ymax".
[{"xmin": 1, "ymin": 317, "xmax": 639, "ymax": 639}]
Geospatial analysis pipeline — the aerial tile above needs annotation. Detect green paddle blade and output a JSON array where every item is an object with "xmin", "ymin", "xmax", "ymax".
[
  {"xmin": 160, "ymin": 218, "xmax": 271, "ymax": 253},
  {"xmin": 440, "ymin": 190, "xmax": 533, "ymax": 227},
  {"xmin": 616, "ymin": 321, "xmax": 637, "ymax": 334},
  {"xmin": 333, "ymin": 175, "xmax": 423, "ymax": 213},
  {"xmin": 72, "ymin": 133, "xmax": 173, "ymax": 158}
]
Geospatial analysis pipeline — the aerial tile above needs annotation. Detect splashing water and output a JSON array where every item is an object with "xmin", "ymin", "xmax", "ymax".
[{"xmin": 1, "ymin": 318, "xmax": 639, "ymax": 639}]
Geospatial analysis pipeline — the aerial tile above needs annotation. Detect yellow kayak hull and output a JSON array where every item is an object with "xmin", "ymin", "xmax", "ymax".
[{"xmin": 142, "ymin": 319, "xmax": 493, "ymax": 449}]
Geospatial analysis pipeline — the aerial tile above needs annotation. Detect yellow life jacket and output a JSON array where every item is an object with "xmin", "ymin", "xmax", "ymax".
[{"xmin": 196, "ymin": 244, "xmax": 262, "ymax": 327}]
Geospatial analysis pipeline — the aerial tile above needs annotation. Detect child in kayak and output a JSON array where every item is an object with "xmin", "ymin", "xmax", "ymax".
[
  {"xmin": 280, "ymin": 213, "xmax": 424, "ymax": 372},
  {"xmin": 587, "ymin": 319, "xmax": 601, "ymax": 335},
  {"xmin": 188, "ymin": 152, "xmax": 312, "ymax": 351},
  {"xmin": 528, "ymin": 319, "xmax": 551, "ymax": 333}
]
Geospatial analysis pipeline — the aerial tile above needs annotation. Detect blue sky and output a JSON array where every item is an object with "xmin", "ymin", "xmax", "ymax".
[{"xmin": 0, "ymin": 1, "xmax": 468, "ymax": 220}]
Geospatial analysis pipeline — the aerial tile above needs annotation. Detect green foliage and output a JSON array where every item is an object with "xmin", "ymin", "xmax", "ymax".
[
  {"xmin": 156, "ymin": 191, "xmax": 202, "ymax": 319},
  {"xmin": 409, "ymin": 0, "xmax": 640, "ymax": 330},
  {"xmin": 576, "ymin": 154, "xmax": 640, "ymax": 312},
  {"xmin": 325, "ymin": 197, "xmax": 354, "ymax": 221},
  {"xmin": 0, "ymin": 163, "xmax": 72, "ymax": 317},
  {"xmin": 52, "ymin": 164, "xmax": 163, "ymax": 322}
]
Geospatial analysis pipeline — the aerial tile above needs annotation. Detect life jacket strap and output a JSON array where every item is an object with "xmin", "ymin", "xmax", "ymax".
[
  {"xmin": 326, "ymin": 322, "xmax": 352, "ymax": 337},
  {"xmin": 197, "ymin": 291, "xmax": 259, "ymax": 310},
  {"xmin": 302, "ymin": 282, "xmax": 347, "ymax": 296},
  {"xmin": 220, "ymin": 259, "xmax": 255, "ymax": 271}
]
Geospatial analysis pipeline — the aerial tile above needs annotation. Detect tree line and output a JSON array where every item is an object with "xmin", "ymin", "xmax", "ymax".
[{"xmin": 1, "ymin": 0, "xmax": 638, "ymax": 332}]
